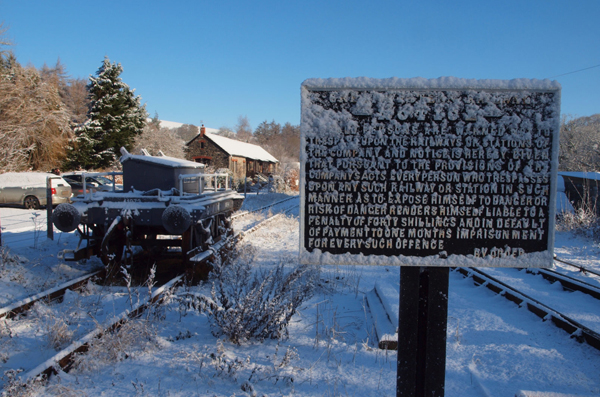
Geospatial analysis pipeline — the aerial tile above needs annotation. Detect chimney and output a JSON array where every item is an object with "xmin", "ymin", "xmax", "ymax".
[{"xmin": 200, "ymin": 125, "xmax": 205, "ymax": 137}]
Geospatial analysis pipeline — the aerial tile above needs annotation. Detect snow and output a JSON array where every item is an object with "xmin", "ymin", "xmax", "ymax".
[
  {"xmin": 0, "ymin": 173, "xmax": 70, "ymax": 188},
  {"xmin": 120, "ymin": 147, "xmax": 205, "ymax": 169},
  {"xmin": 1, "ymin": 194, "xmax": 600, "ymax": 395}
]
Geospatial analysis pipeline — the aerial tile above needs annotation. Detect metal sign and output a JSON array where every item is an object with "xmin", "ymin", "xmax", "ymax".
[{"xmin": 300, "ymin": 78, "xmax": 561, "ymax": 268}]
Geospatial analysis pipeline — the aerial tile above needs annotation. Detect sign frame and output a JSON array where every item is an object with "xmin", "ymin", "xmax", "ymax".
[{"xmin": 300, "ymin": 77, "xmax": 561, "ymax": 268}]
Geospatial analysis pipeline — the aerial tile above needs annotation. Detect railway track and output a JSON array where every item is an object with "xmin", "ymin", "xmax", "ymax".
[
  {"xmin": 524, "ymin": 267, "xmax": 600, "ymax": 300},
  {"xmin": 0, "ymin": 271, "xmax": 102, "ymax": 319},
  {"xmin": 455, "ymin": 267, "xmax": 600, "ymax": 352},
  {"xmin": 23, "ymin": 274, "xmax": 184, "ymax": 382},
  {"xmin": 554, "ymin": 255, "xmax": 600, "ymax": 279},
  {"xmin": 231, "ymin": 195, "xmax": 298, "ymax": 220},
  {"xmin": 4, "ymin": 203, "xmax": 291, "ymax": 388}
]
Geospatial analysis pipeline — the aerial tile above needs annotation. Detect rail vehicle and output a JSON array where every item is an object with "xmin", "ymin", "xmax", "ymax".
[{"xmin": 52, "ymin": 148, "xmax": 244, "ymax": 280}]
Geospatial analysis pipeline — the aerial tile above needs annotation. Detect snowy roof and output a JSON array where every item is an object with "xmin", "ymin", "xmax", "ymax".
[
  {"xmin": 302, "ymin": 77, "xmax": 561, "ymax": 91},
  {"xmin": 120, "ymin": 149, "xmax": 204, "ymax": 169},
  {"xmin": 203, "ymin": 132, "xmax": 279, "ymax": 163},
  {"xmin": 0, "ymin": 172, "xmax": 65, "ymax": 188},
  {"xmin": 559, "ymin": 171, "xmax": 600, "ymax": 182}
]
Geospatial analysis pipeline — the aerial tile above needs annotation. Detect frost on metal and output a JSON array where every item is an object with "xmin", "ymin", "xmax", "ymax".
[{"xmin": 300, "ymin": 77, "xmax": 561, "ymax": 268}]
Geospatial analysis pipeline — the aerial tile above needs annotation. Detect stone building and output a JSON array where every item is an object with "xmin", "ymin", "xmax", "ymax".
[{"xmin": 185, "ymin": 126, "xmax": 278, "ymax": 181}]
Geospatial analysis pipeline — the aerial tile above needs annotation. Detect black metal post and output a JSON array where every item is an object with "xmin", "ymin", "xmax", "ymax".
[
  {"xmin": 397, "ymin": 266, "xmax": 449, "ymax": 397},
  {"xmin": 46, "ymin": 178, "xmax": 53, "ymax": 241}
]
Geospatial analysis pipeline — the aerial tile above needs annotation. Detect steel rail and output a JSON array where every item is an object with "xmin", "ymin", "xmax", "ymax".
[
  {"xmin": 0, "ymin": 270, "xmax": 102, "ymax": 319},
  {"xmin": 554, "ymin": 256, "xmax": 600, "ymax": 278},
  {"xmin": 188, "ymin": 209, "xmax": 292, "ymax": 263},
  {"xmin": 23, "ymin": 274, "xmax": 184, "ymax": 383},
  {"xmin": 231, "ymin": 195, "xmax": 298, "ymax": 220},
  {"xmin": 455, "ymin": 267, "xmax": 600, "ymax": 352},
  {"xmin": 524, "ymin": 268, "xmax": 600, "ymax": 301}
]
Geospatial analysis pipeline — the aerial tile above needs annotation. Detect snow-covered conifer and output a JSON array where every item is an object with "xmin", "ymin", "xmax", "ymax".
[{"xmin": 66, "ymin": 57, "xmax": 147, "ymax": 169}]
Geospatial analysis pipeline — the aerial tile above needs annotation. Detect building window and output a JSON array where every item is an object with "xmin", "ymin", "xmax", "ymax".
[{"xmin": 193, "ymin": 156, "xmax": 212, "ymax": 166}]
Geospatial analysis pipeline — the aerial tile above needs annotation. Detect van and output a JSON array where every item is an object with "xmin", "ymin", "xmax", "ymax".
[{"xmin": 0, "ymin": 172, "xmax": 72, "ymax": 209}]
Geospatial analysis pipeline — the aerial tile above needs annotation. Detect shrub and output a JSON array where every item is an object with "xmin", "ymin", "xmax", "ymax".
[
  {"xmin": 557, "ymin": 194, "xmax": 600, "ymax": 241},
  {"xmin": 194, "ymin": 244, "xmax": 317, "ymax": 345}
]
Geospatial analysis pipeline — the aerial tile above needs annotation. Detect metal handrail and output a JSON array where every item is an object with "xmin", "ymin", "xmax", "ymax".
[
  {"xmin": 79, "ymin": 171, "xmax": 123, "ymax": 198},
  {"xmin": 178, "ymin": 172, "xmax": 231, "ymax": 195}
]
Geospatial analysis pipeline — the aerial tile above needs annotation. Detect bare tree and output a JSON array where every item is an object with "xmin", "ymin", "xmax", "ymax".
[
  {"xmin": 559, "ymin": 114, "xmax": 600, "ymax": 171},
  {"xmin": 235, "ymin": 115, "xmax": 253, "ymax": 143},
  {"xmin": 174, "ymin": 124, "xmax": 200, "ymax": 143},
  {"xmin": 39, "ymin": 59, "xmax": 89, "ymax": 124},
  {"xmin": 132, "ymin": 115, "xmax": 185, "ymax": 158},
  {"xmin": 62, "ymin": 77, "xmax": 89, "ymax": 124},
  {"xmin": 0, "ymin": 22, "xmax": 12, "ymax": 72},
  {"xmin": 253, "ymin": 119, "xmax": 300, "ymax": 163},
  {"xmin": 254, "ymin": 120, "xmax": 281, "ymax": 146},
  {"xmin": 216, "ymin": 126, "xmax": 236, "ymax": 138},
  {"xmin": 281, "ymin": 122, "xmax": 300, "ymax": 161},
  {"xmin": 0, "ymin": 62, "xmax": 71, "ymax": 171}
]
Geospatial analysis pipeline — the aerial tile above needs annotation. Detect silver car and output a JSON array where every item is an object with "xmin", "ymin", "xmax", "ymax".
[
  {"xmin": 0, "ymin": 172, "xmax": 72, "ymax": 209},
  {"xmin": 62, "ymin": 172, "xmax": 122, "ymax": 196}
]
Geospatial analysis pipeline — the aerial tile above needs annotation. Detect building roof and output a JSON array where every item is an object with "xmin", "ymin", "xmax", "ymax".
[{"xmin": 200, "ymin": 132, "xmax": 279, "ymax": 163}]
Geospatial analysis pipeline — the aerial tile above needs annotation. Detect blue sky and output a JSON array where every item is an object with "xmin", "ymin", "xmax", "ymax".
[{"xmin": 1, "ymin": 0, "xmax": 598, "ymax": 130}]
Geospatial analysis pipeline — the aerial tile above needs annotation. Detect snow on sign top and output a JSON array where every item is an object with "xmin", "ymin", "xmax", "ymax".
[
  {"xmin": 302, "ymin": 76, "xmax": 562, "ymax": 91},
  {"xmin": 300, "ymin": 77, "xmax": 561, "ymax": 268}
]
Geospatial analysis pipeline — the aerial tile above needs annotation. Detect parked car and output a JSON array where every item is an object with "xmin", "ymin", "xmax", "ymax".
[
  {"xmin": 0, "ymin": 172, "xmax": 72, "ymax": 209},
  {"xmin": 62, "ymin": 172, "xmax": 122, "ymax": 196}
]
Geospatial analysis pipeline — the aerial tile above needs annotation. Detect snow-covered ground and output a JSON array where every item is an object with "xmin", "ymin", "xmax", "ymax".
[{"xmin": 1, "ymin": 193, "xmax": 600, "ymax": 396}]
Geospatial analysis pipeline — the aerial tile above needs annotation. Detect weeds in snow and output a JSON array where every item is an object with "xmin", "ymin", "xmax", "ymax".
[
  {"xmin": 32, "ymin": 303, "xmax": 74, "ymax": 350},
  {"xmin": 74, "ymin": 318, "xmax": 160, "ymax": 373},
  {"xmin": 192, "ymin": 243, "xmax": 317, "ymax": 345},
  {"xmin": 29, "ymin": 213, "xmax": 42, "ymax": 249},
  {"xmin": 0, "ymin": 247, "xmax": 27, "ymax": 283},
  {"xmin": 121, "ymin": 266, "xmax": 136, "ymax": 311},
  {"xmin": 318, "ymin": 265, "xmax": 363, "ymax": 297},
  {"xmin": 557, "ymin": 192, "xmax": 600, "ymax": 242},
  {"xmin": 177, "ymin": 341, "xmax": 299, "ymax": 391},
  {"xmin": 448, "ymin": 316, "xmax": 461, "ymax": 344},
  {"xmin": 1, "ymin": 369, "xmax": 28, "ymax": 397},
  {"xmin": 0, "ymin": 320, "xmax": 13, "ymax": 364}
]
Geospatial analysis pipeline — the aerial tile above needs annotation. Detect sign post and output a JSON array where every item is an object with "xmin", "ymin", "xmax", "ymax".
[
  {"xmin": 300, "ymin": 77, "xmax": 561, "ymax": 396},
  {"xmin": 397, "ymin": 266, "xmax": 449, "ymax": 396}
]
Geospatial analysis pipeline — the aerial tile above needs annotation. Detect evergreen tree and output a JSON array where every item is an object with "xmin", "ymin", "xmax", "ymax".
[{"xmin": 66, "ymin": 57, "xmax": 147, "ymax": 169}]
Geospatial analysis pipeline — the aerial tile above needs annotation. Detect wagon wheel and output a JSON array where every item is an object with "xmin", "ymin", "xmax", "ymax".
[{"xmin": 24, "ymin": 195, "xmax": 40, "ymax": 210}]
